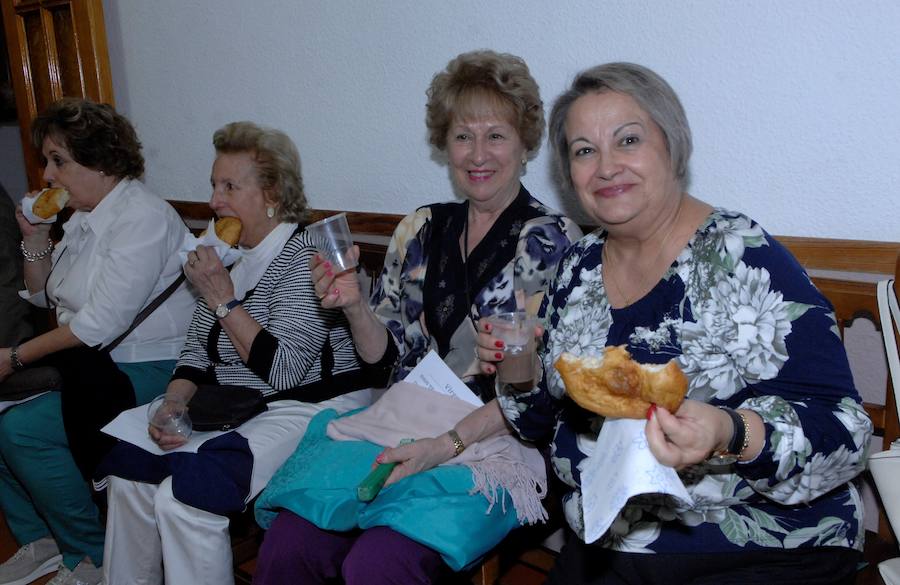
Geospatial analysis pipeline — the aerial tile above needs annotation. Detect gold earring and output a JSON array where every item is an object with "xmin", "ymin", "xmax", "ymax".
[{"xmin": 266, "ymin": 207, "xmax": 275, "ymax": 219}]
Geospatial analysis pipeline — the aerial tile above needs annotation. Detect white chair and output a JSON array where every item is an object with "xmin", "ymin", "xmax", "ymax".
[{"xmin": 870, "ymin": 261, "xmax": 900, "ymax": 584}]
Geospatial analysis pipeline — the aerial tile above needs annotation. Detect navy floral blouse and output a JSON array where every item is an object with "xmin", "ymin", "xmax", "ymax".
[
  {"xmin": 499, "ymin": 209, "xmax": 873, "ymax": 553},
  {"xmin": 370, "ymin": 186, "xmax": 582, "ymax": 400}
]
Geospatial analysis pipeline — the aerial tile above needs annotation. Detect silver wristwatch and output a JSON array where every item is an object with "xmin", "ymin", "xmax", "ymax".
[{"xmin": 214, "ymin": 299, "xmax": 241, "ymax": 319}]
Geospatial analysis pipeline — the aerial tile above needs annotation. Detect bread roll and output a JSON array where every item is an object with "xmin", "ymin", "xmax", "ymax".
[
  {"xmin": 212, "ymin": 217, "xmax": 242, "ymax": 246},
  {"xmin": 32, "ymin": 188, "xmax": 70, "ymax": 219},
  {"xmin": 555, "ymin": 345, "xmax": 688, "ymax": 419}
]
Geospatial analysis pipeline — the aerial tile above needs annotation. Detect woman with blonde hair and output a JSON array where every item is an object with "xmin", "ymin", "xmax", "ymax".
[{"xmin": 253, "ymin": 50, "xmax": 581, "ymax": 585}]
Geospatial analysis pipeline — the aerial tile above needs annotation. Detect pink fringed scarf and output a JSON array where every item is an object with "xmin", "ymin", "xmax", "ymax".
[{"xmin": 327, "ymin": 382, "xmax": 548, "ymax": 525}]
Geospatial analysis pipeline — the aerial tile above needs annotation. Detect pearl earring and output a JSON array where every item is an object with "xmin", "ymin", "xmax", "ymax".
[
  {"xmin": 99, "ymin": 170, "xmax": 105, "ymax": 176},
  {"xmin": 521, "ymin": 157, "xmax": 527, "ymax": 166},
  {"xmin": 266, "ymin": 207, "xmax": 275, "ymax": 219}
]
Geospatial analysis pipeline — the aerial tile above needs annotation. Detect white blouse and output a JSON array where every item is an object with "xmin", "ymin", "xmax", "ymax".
[{"xmin": 21, "ymin": 178, "xmax": 197, "ymax": 363}]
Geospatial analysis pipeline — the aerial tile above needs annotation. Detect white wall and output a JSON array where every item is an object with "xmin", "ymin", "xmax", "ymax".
[{"xmin": 103, "ymin": 0, "xmax": 900, "ymax": 241}]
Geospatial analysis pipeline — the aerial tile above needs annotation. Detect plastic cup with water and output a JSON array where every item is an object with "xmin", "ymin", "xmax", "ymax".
[
  {"xmin": 147, "ymin": 394, "xmax": 193, "ymax": 439},
  {"xmin": 486, "ymin": 311, "xmax": 540, "ymax": 387},
  {"xmin": 306, "ymin": 212, "xmax": 357, "ymax": 272}
]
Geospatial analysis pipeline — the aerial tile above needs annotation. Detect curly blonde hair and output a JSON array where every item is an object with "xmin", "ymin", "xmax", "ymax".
[{"xmin": 426, "ymin": 50, "xmax": 544, "ymax": 154}]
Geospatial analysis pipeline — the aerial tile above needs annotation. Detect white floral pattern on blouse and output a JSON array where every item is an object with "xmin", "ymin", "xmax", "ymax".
[{"xmin": 499, "ymin": 208, "xmax": 872, "ymax": 553}]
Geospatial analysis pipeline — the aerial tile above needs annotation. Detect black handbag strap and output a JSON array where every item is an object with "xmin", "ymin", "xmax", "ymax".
[{"xmin": 106, "ymin": 272, "xmax": 187, "ymax": 353}]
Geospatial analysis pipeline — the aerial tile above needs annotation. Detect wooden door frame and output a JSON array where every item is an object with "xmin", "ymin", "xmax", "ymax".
[{"xmin": 1, "ymin": 0, "xmax": 113, "ymax": 190}]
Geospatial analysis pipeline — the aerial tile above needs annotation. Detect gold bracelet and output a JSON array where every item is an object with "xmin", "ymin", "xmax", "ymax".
[
  {"xmin": 448, "ymin": 429, "xmax": 465, "ymax": 457},
  {"xmin": 736, "ymin": 411, "xmax": 751, "ymax": 460}
]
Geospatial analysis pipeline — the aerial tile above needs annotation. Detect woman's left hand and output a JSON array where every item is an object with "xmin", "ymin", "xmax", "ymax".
[
  {"xmin": 148, "ymin": 422, "xmax": 190, "ymax": 451},
  {"xmin": 645, "ymin": 399, "xmax": 733, "ymax": 469},
  {"xmin": 379, "ymin": 435, "xmax": 455, "ymax": 487},
  {"xmin": 184, "ymin": 245, "xmax": 235, "ymax": 309}
]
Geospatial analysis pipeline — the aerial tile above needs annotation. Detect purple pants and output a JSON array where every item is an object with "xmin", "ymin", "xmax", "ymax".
[{"xmin": 253, "ymin": 511, "xmax": 449, "ymax": 585}]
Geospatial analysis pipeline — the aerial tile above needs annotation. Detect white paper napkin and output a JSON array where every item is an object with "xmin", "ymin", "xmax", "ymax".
[
  {"xmin": 579, "ymin": 418, "xmax": 693, "ymax": 543},
  {"xmin": 20, "ymin": 193, "xmax": 56, "ymax": 224},
  {"xmin": 178, "ymin": 219, "xmax": 242, "ymax": 267}
]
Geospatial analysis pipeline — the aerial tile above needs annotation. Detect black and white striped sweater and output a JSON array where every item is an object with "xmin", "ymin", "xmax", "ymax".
[{"xmin": 173, "ymin": 228, "xmax": 378, "ymax": 399}]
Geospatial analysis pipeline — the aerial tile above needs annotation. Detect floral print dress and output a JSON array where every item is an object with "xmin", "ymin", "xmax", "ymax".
[
  {"xmin": 499, "ymin": 208, "xmax": 873, "ymax": 553},
  {"xmin": 370, "ymin": 186, "xmax": 582, "ymax": 400}
]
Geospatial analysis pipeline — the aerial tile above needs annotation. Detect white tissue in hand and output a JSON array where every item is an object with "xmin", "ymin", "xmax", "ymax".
[
  {"xmin": 579, "ymin": 418, "xmax": 693, "ymax": 544},
  {"xmin": 178, "ymin": 219, "xmax": 242, "ymax": 267}
]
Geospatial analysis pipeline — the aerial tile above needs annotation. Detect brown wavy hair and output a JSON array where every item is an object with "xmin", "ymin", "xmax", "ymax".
[{"xmin": 31, "ymin": 98, "xmax": 144, "ymax": 179}]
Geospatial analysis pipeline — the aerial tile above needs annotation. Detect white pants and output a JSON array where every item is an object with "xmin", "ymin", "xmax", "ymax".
[{"xmin": 103, "ymin": 391, "xmax": 372, "ymax": 585}]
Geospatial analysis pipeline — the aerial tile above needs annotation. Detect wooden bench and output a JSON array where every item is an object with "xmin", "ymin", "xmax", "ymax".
[{"xmin": 168, "ymin": 200, "xmax": 900, "ymax": 583}]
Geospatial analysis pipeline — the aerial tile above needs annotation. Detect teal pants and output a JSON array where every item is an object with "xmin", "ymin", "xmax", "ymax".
[{"xmin": 0, "ymin": 359, "xmax": 174, "ymax": 569}]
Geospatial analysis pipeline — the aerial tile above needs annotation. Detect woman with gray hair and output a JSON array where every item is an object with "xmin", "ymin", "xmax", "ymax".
[
  {"xmin": 478, "ymin": 62, "xmax": 871, "ymax": 583},
  {"xmin": 101, "ymin": 122, "xmax": 377, "ymax": 585}
]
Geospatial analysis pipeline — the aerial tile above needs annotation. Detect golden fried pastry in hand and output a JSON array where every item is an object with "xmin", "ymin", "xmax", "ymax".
[
  {"xmin": 555, "ymin": 345, "xmax": 688, "ymax": 418},
  {"xmin": 201, "ymin": 217, "xmax": 242, "ymax": 246},
  {"xmin": 32, "ymin": 188, "xmax": 70, "ymax": 219}
]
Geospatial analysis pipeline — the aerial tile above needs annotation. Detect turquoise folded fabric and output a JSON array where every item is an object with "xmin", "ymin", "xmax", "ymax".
[{"xmin": 255, "ymin": 409, "xmax": 519, "ymax": 571}]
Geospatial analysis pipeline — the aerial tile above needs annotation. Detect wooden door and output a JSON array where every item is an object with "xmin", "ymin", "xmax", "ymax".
[{"xmin": 1, "ymin": 0, "xmax": 113, "ymax": 190}]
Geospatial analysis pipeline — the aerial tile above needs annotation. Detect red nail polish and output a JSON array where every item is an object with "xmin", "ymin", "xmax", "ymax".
[
  {"xmin": 326, "ymin": 270, "xmax": 333, "ymax": 277},
  {"xmin": 333, "ymin": 288, "xmax": 340, "ymax": 295},
  {"xmin": 495, "ymin": 352, "xmax": 503, "ymax": 360},
  {"xmin": 646, "ymin": 404, "xmax": 657, "ymax": 419},
  {"xmin": 494, "ymin": 340, "xmax": 504, "ymax": 349},
  {"xmin": 323, "ymin": 261, "xmax": 331, "ymax": 269},
  {"xmin": 375, "ymin": 453, "xmax": 385, "ymax": 464},
  {"xmin": 485, "ymin": 323, "xmax": 492, "ymax": 332}
]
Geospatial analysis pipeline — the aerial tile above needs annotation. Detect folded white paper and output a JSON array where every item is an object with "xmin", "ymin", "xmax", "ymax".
[
  {"xmin": 101, "ymin": 403, "xmax": 228, "ymax": 455},
  {"xmin": 405, "ymin": 350, "xmax": 483, "ymax": 407},
  {"xmin": 580, "ymin": 418, "xmax": 693, "ymax": 543},
  {"xmin": 178, "ymin": 219, "xmax": 242, "ymax": 267}
]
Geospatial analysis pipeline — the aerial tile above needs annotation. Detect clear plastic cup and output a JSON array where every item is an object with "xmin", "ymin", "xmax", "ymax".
[
  {"xmin": 147, "ymin": 394, "xmax": 193, "ymax": 439},
  {"xmin": 306, "ymin": 212, "xmax": 357, "ymax": 272},
  {"xmin": 487, "ymin": 311, "xmax": 540, "ymax": 387}
]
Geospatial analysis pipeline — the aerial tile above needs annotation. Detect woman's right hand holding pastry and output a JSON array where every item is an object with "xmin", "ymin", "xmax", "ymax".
[
  {"xmin": 16, "ymin": 191, "xmax": 53, "ymax": 239},
  {"xmin": 185, "ymin": 245, "xmax": 234, "ymax": 309}
]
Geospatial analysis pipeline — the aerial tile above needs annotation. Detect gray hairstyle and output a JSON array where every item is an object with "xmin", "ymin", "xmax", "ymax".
[{"xmin": 548, "ymin": 62, "xmax": 692, "ymax": 193}]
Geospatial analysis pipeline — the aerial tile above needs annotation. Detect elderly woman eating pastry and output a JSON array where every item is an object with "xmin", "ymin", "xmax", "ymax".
[
  {"xmin": 100, "ymin": 122, "xmax": 376, "ymax": 585},
  {"xmin": 478, "ymin": 63, "xmax": 872, "ymax": 585},
  {"xmin": 0, "ymin": 99, "xmax": 196, "ymax": 585}
]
